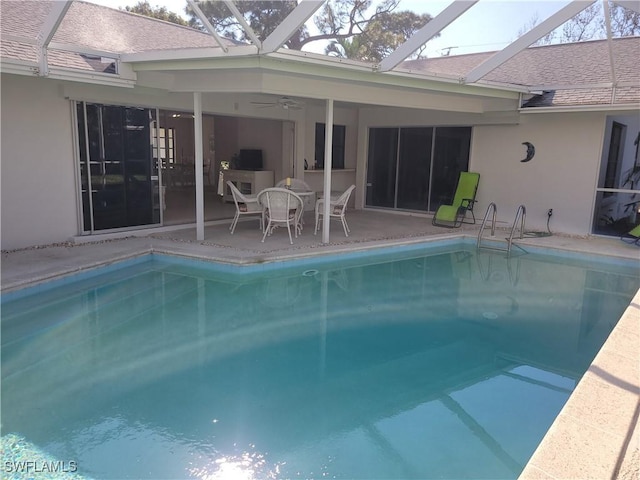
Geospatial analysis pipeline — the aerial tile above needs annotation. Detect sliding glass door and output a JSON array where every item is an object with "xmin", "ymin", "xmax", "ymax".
[
  {"xmin": 366, "ymin": 128, "xmax": 398, "ymax": 208},
  {"xmin": 397, "ymin": 127, "xmax": 433, "ymax": 210},
  {"xmin": 366, "ymin": 126, "xmax": 471, "ymax": 212},
  {"xmin": 77, "ymin": 102, "xmax": 160, "ymax": 232},
  {"xmin": 430, "ymin": 127, "xmax": 473, "ymax": 211}
]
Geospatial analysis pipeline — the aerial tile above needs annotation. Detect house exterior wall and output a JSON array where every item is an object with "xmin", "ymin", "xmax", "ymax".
[
  {"xmin": 302, "ymin": 105, "xmax": 359, "ymax": 195},
  {"xmin": 471, "ymin": 112, "xmax": 607, "ymax": 235},
  {"xmin": 1, "ymin": 74, "xmax": 79, "ymax": 250},
  {"xmin": 0, "ymin": 71, "xmax": 618, "ymax": 249},
  {"xmin": 0, "ymin": 75, "xmax": 302, "ymax": 250},
  {"xmin": 354, "ymin": 105, "xmax": 521, "ymax": 211},
  {"xmin": 356, "ymin": 105, "xmax": 609, "ymax": 236}
]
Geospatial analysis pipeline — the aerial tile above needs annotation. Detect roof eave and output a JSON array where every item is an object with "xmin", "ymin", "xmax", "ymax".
[
  {"xmin": 125, "ymin": 48, "xmax": 524, "ymax": 100},
  {"xmin": 0, "ymin": 57, "xmax": 135, "ymax": 88},
  {"xmin": 519, "ymin": 103, "xmax": 640, "ymax": 113}
]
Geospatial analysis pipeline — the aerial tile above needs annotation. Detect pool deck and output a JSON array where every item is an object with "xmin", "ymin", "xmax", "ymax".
[{"xmin": 1, "ymin": 209, "xmax": 638, "ymax": 479}]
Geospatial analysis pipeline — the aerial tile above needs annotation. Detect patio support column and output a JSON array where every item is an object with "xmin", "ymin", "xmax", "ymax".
[
  {"xmin": 322, "ymin": 99, "xmax": 334, "ymax": 244},
  {"xmin": 194, "ymin": 92, "xmax": 205, "ymax": 241}
]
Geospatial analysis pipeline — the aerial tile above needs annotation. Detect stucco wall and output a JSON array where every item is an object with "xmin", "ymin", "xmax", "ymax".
[
  {"xmin": 0, "ymin": 71, "xmax": 620, "ymax": 248},
  {"xmin": 1, "ymin": 75, "xmax": 78, "ymax": 250},
  {"xmin": 356, "ymin": 106, "xmax": 610, "ymax": 236},
  {"xmin": 471, "ymin": 112, "xmax": 607, "ymax": 235},
  {"xmin": 0, "ymin": 76, "xmax": 302, "ymax": 249}
]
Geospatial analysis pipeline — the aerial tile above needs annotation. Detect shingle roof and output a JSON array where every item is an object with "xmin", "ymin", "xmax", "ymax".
[
  {"xmin": 0, "ymin": 0, "xmax": 233, "ymax": 71},
  {"xmin": 1, "ymin": 1, "xmax": 638, "ymax": 108},
  {"xmin": 401, "ymin": 37, "xmax": 640, "ymax": 107}
]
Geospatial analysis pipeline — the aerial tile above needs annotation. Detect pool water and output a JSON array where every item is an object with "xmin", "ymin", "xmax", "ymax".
[{"xmin": 2, "ymin": 245, "xmax": 638, "ymax": 479}]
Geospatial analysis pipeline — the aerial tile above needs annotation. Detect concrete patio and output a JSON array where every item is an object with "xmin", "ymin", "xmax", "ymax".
[{"xmin": 2, "ymin": 209, "xmax": 637, "ymax": 291}]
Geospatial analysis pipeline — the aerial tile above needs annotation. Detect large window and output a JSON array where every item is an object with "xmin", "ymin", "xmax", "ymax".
[
  {"xmin": 366, "ymin": 126, "xmax": 471, "ymax": 212},
  {"xmin": 154, "ymin": 127, "xmax": 175, "ymax": 166},
  {"xmin": 314, "ymin": 123, "xmax": 346, "ymax": 169},
  {"xmin": 76, "ymin": 102, "xmax": 160, "ymax": 232}
]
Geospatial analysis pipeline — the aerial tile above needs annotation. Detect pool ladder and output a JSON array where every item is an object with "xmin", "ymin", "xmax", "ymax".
[{"xmin": 477, "ymin": 203, "xmax": 526, "ymax": 254}]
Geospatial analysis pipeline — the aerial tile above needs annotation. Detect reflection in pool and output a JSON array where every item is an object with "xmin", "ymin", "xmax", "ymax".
[{"xmin": 2, "ymin": 245, "xmax": 638, "ymax": 479}]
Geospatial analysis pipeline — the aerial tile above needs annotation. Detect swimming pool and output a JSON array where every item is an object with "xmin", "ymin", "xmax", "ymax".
[{"xmin": 2, "ymin": 243, "xmax": 638, "ymax": 479}]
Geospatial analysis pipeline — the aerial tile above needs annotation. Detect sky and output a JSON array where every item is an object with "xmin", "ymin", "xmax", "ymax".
[{"xmin": 85, "ymin": 0, "xmax": 572, "ymax": 57}]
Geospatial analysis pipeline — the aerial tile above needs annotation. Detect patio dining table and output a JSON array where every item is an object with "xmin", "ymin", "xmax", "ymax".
[{"xmin": 289, "ymin": 189, "xmax": 316, "ymax": 212}]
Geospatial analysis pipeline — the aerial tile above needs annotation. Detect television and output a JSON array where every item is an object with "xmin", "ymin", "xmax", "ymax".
[{"xmin": 237, "ymin": 149, "xmax": 263, "ymax": 171}]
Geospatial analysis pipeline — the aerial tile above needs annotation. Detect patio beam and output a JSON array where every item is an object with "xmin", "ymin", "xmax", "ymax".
[
  {"xmin": 602, "ymin": 0, "xmax": 618, "ymax": 103},
  {"xmin": 194, "ymin": 92, "xmax": 205, "ymax": 241},
  {"xmin": 322, "ymin": 98, "xmax": 334, "ymax": 244},
  {"xmin": 377, "ymin": 0, "xmax": 479, "ymax": 73},
  {"xmin": 36, "ymin": 0, "xmax": 72, "ymax": 76},
  {"xmin": 187, "ymin": 0, "xmax": 229, "ymax": 53},
  {"xmin": 261, "ymin": 0, "xmax": 325, "ymax": 53},
  {"xmin": 465, "ymin": 0, "xmax": 597, "ymax": 83},
  {"xmin": 223, "ymin": 0, "xmax": 263, "ymax": 50}
]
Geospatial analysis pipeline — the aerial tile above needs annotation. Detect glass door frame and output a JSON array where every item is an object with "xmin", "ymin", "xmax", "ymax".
[
  {"xmin": 365, "ymin": 126, "xmax": 471, "ymax": 213},
  {"xmin": 75, "ymin": 101, "xmax": 161, "ymax": 234}
]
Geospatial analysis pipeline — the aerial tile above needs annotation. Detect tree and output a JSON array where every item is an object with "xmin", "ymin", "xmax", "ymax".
[
  {"xmin": 124, "ymin": 1, "xmax": 188, "ymax": 26},
  {"xmin": 609, "ymin": 2, "xmax": 640, "ymax": 36},
  {"xmin": 519, "ymin": 1, "xmax": 640, "ymax": 46},
  {"xmin": 559, "ymin": 3, "xmax": 602, "ymax": 42},
  {"xmin": 187, "ymin": 0, "xmax": 436, "ymax": 61},
  {"xmin": 326, "ymin": 9, "xmax": 435, "ymax": 61},
  {"xmin": 187, "ymin": 1, "xmax": 306, "ymax": 48}
]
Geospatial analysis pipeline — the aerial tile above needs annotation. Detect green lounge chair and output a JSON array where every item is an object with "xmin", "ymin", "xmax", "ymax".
[
  {"xmin": 432, "ymin": 172, "xmax": 480, "ymax": 228},
  {"xmin": 621, "ymin": 224, "xmax": 640, "ymax": 245}
]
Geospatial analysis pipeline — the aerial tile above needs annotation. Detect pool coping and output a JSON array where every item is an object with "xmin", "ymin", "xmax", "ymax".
[{"xmin": 1, "ymin": 233, "xmax": 639, "ymax": 478}]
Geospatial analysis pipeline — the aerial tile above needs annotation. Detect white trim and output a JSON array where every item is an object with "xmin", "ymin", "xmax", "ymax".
[
  {"xmin": 602, "ymin": 0, "xmax": 617, "ymax": 103},
  {"xmin": 596, "ymin": 188, "xmax": 640, "ymax": 195},
  {"xmin": 186, "ymin": 0, "xmax": 229, "ymax": 52},
  {"xmin": 322, "ymin": 99, "xmax": 334, "ymax": 244},
  {"xmin": 519, "ymin": 103, "xmax": 640, "ymax": 113},
  {"xmin": 526, "ymin": 82, "xmax": 640, "ymax": 91},
  {"xmin": 0, "ymin": 61, "xmax": 39, "ymax": 76},
  {"xmin": 37, "ymin": 1, "xmax": 72, "ymax": 46},
  {"xmin": 223, "ymin": 0, "xmax": 262, "ymax": 50},
  {"xmin": 37, "ymin": 0, "xmax": 72, "ymax": 76},
  {"xmin": 0, "ymin": 59, "xmax": 135, "ymax": 87},
  {"xmin": 48, "ymin": 42, "xmax": 121, "ymax": 60},
  {"xmin": 121, "ymin": 45, "xmax": 257, "ymax": 63},
  {"xmin": 47, "ymin": 67, "xmax": 136, "ymax": 87},
  {"xmin": 385, "ymin": 68, "xmax": 530, "ymax": 94},
  {"xmin": 612, "ymin": 0, "xmax": 640, "ymax": 14},
  {"xmin": 378, "ymin": 0, "xmax": 479, "ymax": 72},
  {"xmin": 465, "ymin": 0, "xmax": 597, "ymax": 83},
  {"xmin": 261, "ymin": 0, "xmax": 325, "ymax": 53},
  {"xmin": 194, "ymin": 92, "xmax": 205, "ymax": 241},
  {"xmin": 1, "ymin": 34, "xmax": 37, "ymax": 45}
]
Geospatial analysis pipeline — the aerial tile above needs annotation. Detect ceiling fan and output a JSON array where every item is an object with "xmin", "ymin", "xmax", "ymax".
[{"xmin": 250, "ymin": 96, "xmax": 304, "ymax": 110}]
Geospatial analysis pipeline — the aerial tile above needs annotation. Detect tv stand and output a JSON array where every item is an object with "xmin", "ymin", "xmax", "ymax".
[{"xmin": 223, "ymin": 169, "xmax": 274, "ymax": 202}]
